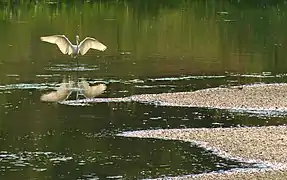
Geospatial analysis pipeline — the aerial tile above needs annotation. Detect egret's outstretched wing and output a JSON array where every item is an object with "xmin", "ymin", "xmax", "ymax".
[
  {"xmin": 40, "ymin": 83, "xmax": 72, "ymax": 102},
  {"xmin": 89, "ymin": 84, "xmax": 107, "ymax": 97},
  {"xmin": 79, "ymin": 37, "xmax": 107, "ymax": 55},
  {"xmin": 40, "ymin": 35, "xmax": 74, "ymax": 55},
  {"xmin": 79, "ymin": 80, "xmax": 107, "ymax": 98}
]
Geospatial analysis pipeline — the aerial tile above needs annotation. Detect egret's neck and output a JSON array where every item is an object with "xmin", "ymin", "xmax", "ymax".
[
  {"xmin": 76, "ymin": 35, "xmax": 80, "ymax": 46},
  {"xmin": 76, "ymin": 38, "xmax": 79, "ymax": 46}
]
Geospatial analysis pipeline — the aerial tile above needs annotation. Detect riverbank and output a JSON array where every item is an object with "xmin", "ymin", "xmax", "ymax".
[
  {"xmin": 66, "ymin": 83, "xmax": 287, "ymax": 179},
  {"xmin": 65, "ymin": 83, "xmax": 287, "ymax": 114},
  {"xmin": 131, "ymin": 83, "xmax": 287, "ymax": 112},
  {"xmin": 119, "ymin": 126, "xmax": 287, "ymax": 179}
]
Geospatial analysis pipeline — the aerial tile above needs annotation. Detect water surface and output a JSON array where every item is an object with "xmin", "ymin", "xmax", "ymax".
[{"xmin": 1, "ymin": 0, "xmax": 287, "ymax": 179}]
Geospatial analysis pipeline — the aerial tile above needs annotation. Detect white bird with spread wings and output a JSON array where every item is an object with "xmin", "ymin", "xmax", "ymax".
[{"xmin": 40, "ymin": 35, "xmax": 107, "ymax": 58}]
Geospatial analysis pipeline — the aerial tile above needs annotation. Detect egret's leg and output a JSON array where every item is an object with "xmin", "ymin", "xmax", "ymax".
[{"xmin": 76, "ymin": 57, "xmax": 79, "ymax": 100}]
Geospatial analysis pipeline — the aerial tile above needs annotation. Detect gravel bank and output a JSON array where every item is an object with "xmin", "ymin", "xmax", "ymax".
[
  {"xmin": 150, "ymin": 169, "xmax": 287, "ymax": 180},
  {"xmin": 131, "ymin": 83, "xmax": 287, "ymax": 111},
  {"xmin": 65, "ymin": 83, "xmax": 287, "ymax": 178},
  {"xmin": 64, "ymin": 83, "xmax": 287, "ymax": 113},
  {"xmin": 119, "ymin": 126, "xmax": 287, "ymax": 180}
]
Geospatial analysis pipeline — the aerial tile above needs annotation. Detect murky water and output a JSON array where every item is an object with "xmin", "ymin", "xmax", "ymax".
[{"xmin": 1, "ymin": 1, "xmax": 287, "ymax": 179}]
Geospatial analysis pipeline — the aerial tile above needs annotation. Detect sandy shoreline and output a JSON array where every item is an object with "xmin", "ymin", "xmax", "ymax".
[
  {"xmin": 151, "ymin": 168, "xmax": 287, "ymax": 180},
  {"xmin": 65, "ymin": 83, "xmax": 287, "ymax": 113},
  {"xmin": 65, "ymin": 83, "xmax": 287, "ymax": 179},
  {"xmin": 119, "ymin": 126, "xmax": 287, "ymax": 179},
  {"xmin": 131, "ymin": 83, "xmax": 287, "ymax": 112}
]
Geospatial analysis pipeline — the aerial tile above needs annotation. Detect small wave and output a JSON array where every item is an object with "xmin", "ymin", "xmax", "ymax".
[
  {"xmin": 148, "ymin": 75, "xmax": 226, "ymax": 82},
  {"xmin": 0, "ymin": 83, "xmax": 50, "ymax": 90},
  {"xmin": 45, "ymin": 66, "xmax": 99, "ymax": 71}
]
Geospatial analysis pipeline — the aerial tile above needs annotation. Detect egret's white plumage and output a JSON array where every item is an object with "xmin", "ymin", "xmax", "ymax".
[
  {"xmin": 78, "ymin": 80, "xmax": 107, "ymax": 98},
  {"xmin": 40, "ymin": 80, "xmax": 75, "ymax": 102},
  {"xmin": 40, "ymin": 35, "xmax": 107, "ymax": 57}
]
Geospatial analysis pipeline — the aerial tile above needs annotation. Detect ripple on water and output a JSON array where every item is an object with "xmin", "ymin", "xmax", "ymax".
[
  {"xmin": 45, "ymin": 64, "xmax": 99, "ymax": 72},
  {"xmin": 36, "ymin": 74, "xmax": 61, "ymax": 78},
  {"xmin": 0, "ymin": 74, "xmax": 230, "ymax": 95},
  {"xmin": 5, "ymin": 74, "xmax": 19, "ymax": 77},
  {"xmin": 135, "ymin": 85, "xmax": 177, "ymax": 89},
  {"xmin": 60, "ymin": 97, "xmax": 132, "ymax": 106},
  {"xmin": 106, "ymin": 175, "xmax": 124, "ymax": 179},
  {"xmin": 0, "ymin": 83, "xmax": 50, "ymax": 90},
  {"xmin": 148, "ymin": 75, "xmax": 226, "ymax": 82},
  {"xmin": 0, "ymin": 151, "xmax": 72, "ymax": 172}
]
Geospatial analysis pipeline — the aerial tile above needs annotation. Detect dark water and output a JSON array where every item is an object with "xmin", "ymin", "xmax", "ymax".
[{"xmin": 1, "ymin": 0, "xmax": 287, "ymax": 179}]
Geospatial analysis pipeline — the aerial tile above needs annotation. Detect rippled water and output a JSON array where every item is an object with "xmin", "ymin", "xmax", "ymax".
[
  {"xmin": 0, "ymin": 140, "xmax": 257, "ymax": 179},
  {"xmin": 1, "ymin": 0, "xmax": 287, "ymax": 179},
  {"xmin": 1, "ymin": 71, "xmax": 287, "ymax": 179}
]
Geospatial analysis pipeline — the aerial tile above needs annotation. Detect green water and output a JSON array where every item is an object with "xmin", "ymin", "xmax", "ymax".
[{"xmin": 0, "ymin": 0, "xmax": 287, "ymax": 179}]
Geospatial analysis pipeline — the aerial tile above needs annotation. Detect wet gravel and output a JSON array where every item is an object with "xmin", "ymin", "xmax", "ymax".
[
  {"xmin": 131, "ymin": 83, "xmax": 287, "ymax": 111},
  {"xmin": 68, "ymin": 83, "xmax": 287, "ymax": 113},
  {"xmin": 119, "ymin": 126, "xmax": 287, "ymax": 180},
  {"xmin": 66, "ymin": 83, "xmax": 287, "ymax": 179}
]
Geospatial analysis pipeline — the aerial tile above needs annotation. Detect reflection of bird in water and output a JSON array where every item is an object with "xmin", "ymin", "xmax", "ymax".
[
  {"xmin": 78, "ymin": 80, "xmax": 107, "ymax": 98},
  {"xmin": 40, "ymin": 34, "xmax": 107, "ymax": 100},
  {"xmin": 40, "ymin": 35, "xmax": 107, "ymax": 58},
  {"xmin": 40, "ymin": 80, "xmax": 75, "ymax": 102}
]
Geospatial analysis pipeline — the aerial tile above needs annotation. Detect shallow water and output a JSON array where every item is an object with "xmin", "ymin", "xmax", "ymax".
[{"xmin": 1, "ymin": 0, "xmax": 287, "ymax": 179}]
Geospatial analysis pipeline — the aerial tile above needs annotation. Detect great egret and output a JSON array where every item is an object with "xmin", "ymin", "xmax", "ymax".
[
  {"xmin": 78, "ymin": 80, "xmax": 107, "ymax": 98},
  {"xmin": 40, "ymin": 80, "xmax": 75, "ymax": 102},
  {"xmin": 40, "ymin": 35, "xmax": 107, "ymax": 58}
]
